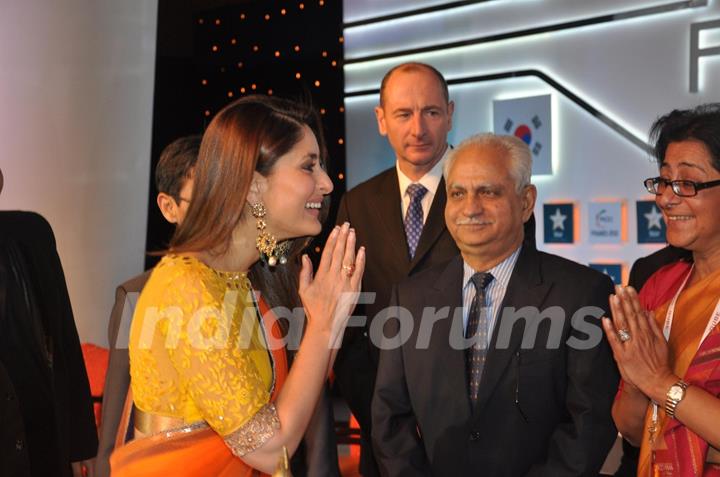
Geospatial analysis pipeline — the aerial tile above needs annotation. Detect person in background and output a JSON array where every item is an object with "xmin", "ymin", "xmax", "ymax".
[
  {"xmin": 0, "ymin": 167, "xmax": 99, "ymax": 477},
  {"xmin": 95, "ymin": 135, "xmax": 200, "ymax": 477},
  {"xmin": 604, "ymin": 103, "xmax": 720, "ymax": 476}
]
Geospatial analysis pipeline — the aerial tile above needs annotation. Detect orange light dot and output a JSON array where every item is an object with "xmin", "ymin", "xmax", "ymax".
[
  {"xmin": 264, "ymin": 14, "xmax": 270, "ymax": 20},
  {"xmin": 338, "ymin": 173, "xmax": 345, "ymax": 180},
  {"xmin": 338, "ymin": 138, "xmax": 344, "ymax": 145},
  {"xmin": 237, "ymin": 62, "xmax": 243, "ymax": 68},
  {"xmin": 320, "ymin": 108, "xmax": 326, "ymax": 114},
  {"xmin": 322, "ymin": 51, "xmax": 328, "ymax": 57},
  {"xmin": 319, "ymin": 0, "xmax": 325, "ymax": 5},
  {"xmin": 215, "ymin": 19, "xmax": 221, "ymax": 25},
  {"xmin": 314, "ymin": 80, "xmax": 320, "ymax": 87},
  {"xmin": 299, "ymin": 3, "xmax": 305, "ymax": 9},
  {"xmin": 228, "ymin": 91, "xmax": 233, "ymax": 97},
  {"xmin": 211, "ymin": 45, "xmax": 218, "ymax": 52},
  {"xmin": 339, "ymin": 106, "xmax": 345, "ymax": 112},
  {"xmin": 198, "ymin": 18, "xmax": 204, "ymax": 25},
  {"xmin": 240, "ymin": 13, "xmax": 246, "ymax": 20},
  {"xmin": 204, "ymin": 110, "xmax": 211, "ymax": 116},
  {"xmin": 281, "ymin": 8, "xmax": 286, "ymax": 15},
  {"xmin": 331, "ymin": 60, "xmax": 337, "ymax": 67},
  {"xmin": 251, "ymin": 84, "xmax": 257, "ymax": 90},
  {"xmin": 240, "ymin": 87, "xmax": 246, "ymax": 93},
  {"xmin": 294, "ymin": 45, "xmax": 300, "ymax": 52},
  {"xmin": 314, "ymin": 246, "xmax": 321, "ymax": 253},
  {"xmin": 275, "ymin": 51, "xmax": 280, "ymax": 57},
  {"xmin": 267, "ymin": 89, "xmax": 273, "ymax": 95},
  {"xmin": 253, "ymin": 45, "xmax": 259, "ymax": 52},
  {"xmin": 231, "ymin": 38, "xmax": 237, "ymax": 45},
  {"xmin": 295, "ymin": 72, "xmax": 301, "ymax": 79},
  {"xmin": 339, "ymin": 36, "xmax": 344, "ymax": 43}
]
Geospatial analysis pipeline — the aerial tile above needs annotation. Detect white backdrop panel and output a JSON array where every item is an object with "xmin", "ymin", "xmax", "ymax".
[{"xmin": 0, "ymin": 0, "xmax": 158, "ymax": 345}]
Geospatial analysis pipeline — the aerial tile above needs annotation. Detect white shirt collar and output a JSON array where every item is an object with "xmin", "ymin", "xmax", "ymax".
[{"xmin": 395, "ymin": 146, "xmax": 449, "ymax": 198}]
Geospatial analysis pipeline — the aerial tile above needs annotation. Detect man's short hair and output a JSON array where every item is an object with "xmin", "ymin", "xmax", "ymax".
[
  {"xmin": 379, "ymin": 62, "xmax": 450, "ymax": 107},
  {"xmin": 444, "ymin": 133, "xmax": 533, "ymax": 193},
  {"xmin": 155, "ymin": 135, "xmax": 201, "ymax": 200}
]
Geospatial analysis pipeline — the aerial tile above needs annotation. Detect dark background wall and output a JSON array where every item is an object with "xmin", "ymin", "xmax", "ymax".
[{"xmin": 145, "ymin": 0, "xmax": 346, "ymax": 268}]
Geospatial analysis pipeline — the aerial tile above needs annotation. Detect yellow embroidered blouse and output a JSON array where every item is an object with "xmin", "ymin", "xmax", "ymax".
[{"xmin": 129, "ymin": 254, "xmax": 274, "ymax": 437}]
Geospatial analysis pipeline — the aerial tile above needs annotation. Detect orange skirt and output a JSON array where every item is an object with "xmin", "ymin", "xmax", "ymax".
[{"xmin": 110, "ymin": 423, "xmax": 264, "ymax": 477}]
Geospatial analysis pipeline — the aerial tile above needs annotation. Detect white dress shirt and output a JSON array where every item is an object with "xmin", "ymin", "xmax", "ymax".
[{"xmin": 396, "ymin": 147, "xmax": 450, "ymax": 224}]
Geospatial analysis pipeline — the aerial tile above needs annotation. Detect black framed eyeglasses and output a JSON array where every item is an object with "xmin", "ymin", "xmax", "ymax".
[{"xmin": 644, "ymin": 177, "xmax": 720, "ymax": 198}]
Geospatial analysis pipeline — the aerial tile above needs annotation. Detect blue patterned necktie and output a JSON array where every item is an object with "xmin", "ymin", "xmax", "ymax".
[
  {"xmin": 404, "ymin": 183, "xmax": 428, "ymax": 259},
  {"xmin": 466, "ymin": 272, "xmax": 494, "ymax": 406}
]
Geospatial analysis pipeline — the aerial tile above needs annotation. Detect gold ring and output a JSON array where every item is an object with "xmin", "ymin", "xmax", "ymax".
[{"xmin": 342, "ymin": 264, "xmax": 355, "ymax": 277}]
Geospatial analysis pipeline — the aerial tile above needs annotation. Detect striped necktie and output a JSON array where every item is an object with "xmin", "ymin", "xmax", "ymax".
[{"xmin": 466, "ymin": 272, "xmax": 494, "ymax": 405}]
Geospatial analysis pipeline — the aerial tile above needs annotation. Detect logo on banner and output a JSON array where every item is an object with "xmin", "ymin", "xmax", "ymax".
[
  {"xmin": 543, "ymin": 203, "xmax": 574, "ymax": 243},
  {"xmin": 493, "ymin": 94, "xmax": 552, "ymax": 175},
  {"xmin": 588, "ymin": 201, "xmax": 623, "ymax": 244},
  {"xmin": 636, "ymin": 201, "xmax": 666, "ymax": 243},
  {"xmin": 589, "ymin": 263, "xmax": 623, "ymax": 285}
]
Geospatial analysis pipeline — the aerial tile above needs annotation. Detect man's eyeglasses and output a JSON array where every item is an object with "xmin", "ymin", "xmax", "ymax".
[{"xmin": 644, "ymin": 177, "xmax": 720, "ymax": 198}]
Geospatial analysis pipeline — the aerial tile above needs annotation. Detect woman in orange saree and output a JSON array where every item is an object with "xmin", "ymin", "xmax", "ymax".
[
  {"xmin": 110, "ymin": 96, "xmax": 365, "ymax": 476},
  {"xmin": 603, "ymin": 103, "xmax": 720, "ymax": 476}
]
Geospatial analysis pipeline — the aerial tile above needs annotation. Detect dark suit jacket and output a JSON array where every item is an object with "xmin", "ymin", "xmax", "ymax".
[
  {"xmin": 334, "ymin": 167, "xmax": 460, "ymax": 474},
  {"xmin": 334, "ymin": 166, "xmax": 537, "ymax": 474},
  {"xmin": 372, "ymin": 247, "xmax": 619, "ymax": 477},
  {"xmin": 96, "ymin": 272, "xmax": 340, "ymax": 477},
  {"xmin": 0, "ymin": 211, "xmax": 98, "ymax": 477},
  {"xmin": 96, "ymin": 272, "xmax": 149, "ymax": 477}
]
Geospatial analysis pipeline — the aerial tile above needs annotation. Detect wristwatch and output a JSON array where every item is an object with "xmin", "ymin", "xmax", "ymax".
[{"xmin": 665, "ymin": 380, "xmax": 689, "ymax": 419}]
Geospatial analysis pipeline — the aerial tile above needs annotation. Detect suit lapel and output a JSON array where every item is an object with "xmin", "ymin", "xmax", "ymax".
[
  {"xmin": 370, "ymin": 169, "xmax": 411, "ymax": 269},
  {"xmin": 472, "ymin": 246, "xmax": 552, "ymax": 416},
  {"xmin": 409, "ymin": 177, "xmax": 449, "ymax": 272},
  {"xmin": 427, "ymin": 255, "xmax": 473, "ymax": 419}
]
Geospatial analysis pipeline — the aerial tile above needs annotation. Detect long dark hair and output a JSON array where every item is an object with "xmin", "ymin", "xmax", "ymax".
[{"xmin": 171, "ymin": 95, "xmax": 330, "ymax": 312}]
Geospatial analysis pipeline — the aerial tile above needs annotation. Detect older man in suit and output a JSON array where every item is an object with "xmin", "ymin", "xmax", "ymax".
[{"xmin": 372, "ymin": 133, "xmax": 619, "ymax": 476}]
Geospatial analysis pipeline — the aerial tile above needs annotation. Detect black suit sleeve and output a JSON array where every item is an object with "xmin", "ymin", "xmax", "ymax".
[
  {"xmin": 43, "ymin": 221, "xmax": 99, "ymax": 463},
  {"xmin": 333, "ymin": 193, "xmax": 375, "ymax": 431},
  {"xmin": 371, "ymin": 286, "xmax": 432, "ymax": 477},
  {"xmin": 525, "ymin": 275, "xmax": 619, "ymax": 477}
]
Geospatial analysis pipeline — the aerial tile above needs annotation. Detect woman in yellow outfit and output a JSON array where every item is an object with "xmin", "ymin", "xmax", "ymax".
[{"xmin": 111, "ymin": 96, "xmax": 365, "ymax": 476}]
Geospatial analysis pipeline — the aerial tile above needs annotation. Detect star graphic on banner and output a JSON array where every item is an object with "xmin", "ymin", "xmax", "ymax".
[
  {"xmin": 549, "ymin": 208, "xmax": 567, "ymax": 230},
  {"xmin": 644, "ymin": 206, "xmax": 663, "ymax": 230}
]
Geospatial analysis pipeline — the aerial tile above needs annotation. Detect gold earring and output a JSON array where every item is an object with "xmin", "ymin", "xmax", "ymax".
[{"xmin": 250, "ymin": 202, "xmax": 288, "ymax": 266}]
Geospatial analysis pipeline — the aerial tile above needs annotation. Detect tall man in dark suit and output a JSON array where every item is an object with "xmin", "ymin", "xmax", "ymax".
[
  {"xmin": 334, "ymin": 62, "xmax": 460, "ymax": 475},
  {"xmin": 372, "ymin": 133, "xmax": 619, "ymax": 476}
]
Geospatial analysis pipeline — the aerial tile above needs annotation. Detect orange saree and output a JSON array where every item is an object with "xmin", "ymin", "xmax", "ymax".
[
  {"xmin": 110, "ymin": 296, "xmax": 289, "ymax": 477},
  {"xmin": 635, "ymin": 262, "xmax": 720, "ymax": 477}
]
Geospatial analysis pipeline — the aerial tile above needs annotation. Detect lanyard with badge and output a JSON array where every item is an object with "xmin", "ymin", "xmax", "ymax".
[{"xmin": 647, "ymin": 265, "xmax": 720, "ymax": 444}]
